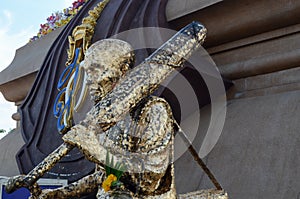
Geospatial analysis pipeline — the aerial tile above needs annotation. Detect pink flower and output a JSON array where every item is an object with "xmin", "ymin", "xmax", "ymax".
[{"xmin": 28, "ymin": 0, "xmax": 88, "ymax": 43}]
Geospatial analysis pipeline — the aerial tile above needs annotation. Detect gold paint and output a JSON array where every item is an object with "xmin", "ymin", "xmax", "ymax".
[
  {"xmin": 66, "ymin": 0, "xmax": 110, "ymax": 66},
  {"xmin": 60, "ymin": 22, "xmax": 208, "ymax": 198},
  {"xmin": 93, "ymin": 23, "xmax": 207, "ymax": 132}
]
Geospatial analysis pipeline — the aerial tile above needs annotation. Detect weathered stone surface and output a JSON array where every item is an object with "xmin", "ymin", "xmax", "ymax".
[{"xmin": 175, "ymin": 90, "xmax": 300, "ymax": 198}]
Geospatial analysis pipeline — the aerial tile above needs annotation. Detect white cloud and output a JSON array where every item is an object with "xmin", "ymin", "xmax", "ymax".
[
  {"xmin": 0, "ymin": 10, "xmax": 36, "ymax": 71},
  {"xmin": 2, "ymin": 10, "xmax": 12, "ymax": 27},
  {"xmin": 63, "ymin": 0, "xmax": 75, "ymax": 8}
]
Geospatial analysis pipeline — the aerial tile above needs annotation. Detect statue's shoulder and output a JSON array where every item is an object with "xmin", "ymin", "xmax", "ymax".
[
  {"xmin": 144, "ymin": 96, "xmax": 170, "ymax": 107},
  {"xmin": 131, "ymin": 95, "xmax": 171, "ymax": 117},
  {"xmin": 130, "ymin": 96, "xmax": 172, "ymax": 120}
]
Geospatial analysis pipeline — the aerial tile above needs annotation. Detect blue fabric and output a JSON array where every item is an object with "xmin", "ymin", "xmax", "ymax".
[{"xmin": 2, "ymin": 185, "xmax": 61, "ymax": 199}]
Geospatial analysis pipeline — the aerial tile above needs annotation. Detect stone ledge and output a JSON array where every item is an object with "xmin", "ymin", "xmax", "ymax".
[
  {"xmin": 0, "ymin": 27, "xmax": 64, "ymax": 102},
  {"xmin": 211, "ymin": 24, "xmax": 300, "ymax": 79},
  {"xmin": 0, "ymin": 26, "xmax": 64, "ymax": 85},
  {"xmin": 0, "ymin": 72, "xmax": 37, "ymax": 102},
  {"xmin": 207, "ymin": 23, "xmax": 300, "ymax": 54},
  {"xmin": 166, "ymin": 0, "xmax": 222, "ymax": 21},
  {"xmin": 228, "ymin": 66, "xmax": 300, "ymax": 99},
  {"xmin": 169, "ymin": 0, "xmax": 300, "ymax": 48}
]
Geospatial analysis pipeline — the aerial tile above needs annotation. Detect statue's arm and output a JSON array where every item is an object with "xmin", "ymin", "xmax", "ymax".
[
  {"xmin": 29, "ymin": 171, "xmax": 104, "ymax": 199},
  {"xmin": 5, "ymin": 142, "xmax": 74, "ymax": 194},
  {"xmin": 5, "ymin": 105, "xmax": 102, "ymax": 193},
  {"xmin": 133, "ymin": 97, "xmax": 175, "ymax": 194},
  {"xmin": 5, "ymin": 109, "xmax": 102, "ymax": 194},
  {"xmin": 136, "ymin": 96, "xmax": 174, "ymax": 156}
]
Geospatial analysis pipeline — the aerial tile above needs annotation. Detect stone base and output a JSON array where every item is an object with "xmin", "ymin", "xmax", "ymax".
[{"xmin": 178, "ymin": 189, "xmax": 228, "ymax": 199}]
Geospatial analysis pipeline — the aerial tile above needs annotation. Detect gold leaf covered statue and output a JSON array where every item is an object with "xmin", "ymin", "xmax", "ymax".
[{"xmin": 5, "ymin": 22, "xmax": 228, "ymax": 199}]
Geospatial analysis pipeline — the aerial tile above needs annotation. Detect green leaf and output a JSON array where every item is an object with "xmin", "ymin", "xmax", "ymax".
[
  {"xmin": 105, "ymin": 151, "xmax": 126, "ymax": 180},
  {"xmin": 111, "ymin": 180, "xmax": 123, "ymax": 189},
  {"xmin": 111, "ymin": 154, "xmax": 114, "ymax": 168},
  {"xmin": 115, "ymin": 162, "xmax": 121, "ymax": 170},
  {"xmin": 105, "ymin": 151, "xmax": 111, "ymax": 175}
]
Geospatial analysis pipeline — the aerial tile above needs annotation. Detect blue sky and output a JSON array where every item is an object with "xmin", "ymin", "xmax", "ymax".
[{"xmin": 0, "ymin": 0, "xmax": 74, "ymax": 138}]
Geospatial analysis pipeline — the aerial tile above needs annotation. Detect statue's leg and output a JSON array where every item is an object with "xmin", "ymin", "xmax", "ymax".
[
  {"xmin": 5, "ymin": 143, "xmax": 74, "ymax": 193},
  {"xmin": 29, "ymin": 171, "xmax": 104, "ymax": 199}
]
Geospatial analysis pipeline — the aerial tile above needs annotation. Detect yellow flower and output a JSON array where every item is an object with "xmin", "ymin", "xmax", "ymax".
[{"xmin": 102, "ymin": 174, "xmax": 117, "ymax": 192}]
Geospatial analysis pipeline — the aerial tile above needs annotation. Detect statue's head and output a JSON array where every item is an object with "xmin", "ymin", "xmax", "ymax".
[{"xmin": 82, "ymin": 39, "xmax": 135, "ymax": 103}]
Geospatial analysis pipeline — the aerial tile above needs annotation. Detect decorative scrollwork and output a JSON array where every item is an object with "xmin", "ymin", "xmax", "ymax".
[
  {"xmin": 53, "ymin": 48, "xmax": 85, "ymax": 133},
  {"xmin": 66, "ymin": 0, "xmax": 110, "ymax": 66},
  {"xmin": 53, "ymin": 0, "xmax": 110, "ymax": 133}
]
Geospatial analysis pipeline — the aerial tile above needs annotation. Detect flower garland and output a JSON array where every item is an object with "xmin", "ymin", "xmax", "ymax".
[{"xmin": 29, "ymin": 0, "xmax": 89, "ymax": 42}]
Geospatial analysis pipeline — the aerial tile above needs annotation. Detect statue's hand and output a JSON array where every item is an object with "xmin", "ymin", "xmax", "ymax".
[
  {"xmin": 28, "ymin": 189, "xmax": 54, "ymax": 199},
  {"xmin": 5, "ymin": 175, "xmax": 27, "ymax": 193}
]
